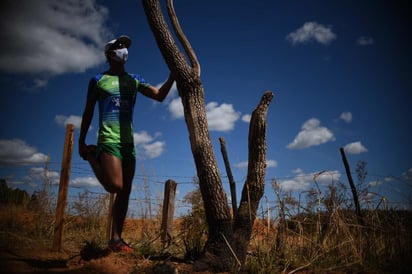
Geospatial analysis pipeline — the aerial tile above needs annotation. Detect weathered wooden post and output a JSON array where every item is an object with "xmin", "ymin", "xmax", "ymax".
[
  {"xmin": 161, "ymin": 179, "xmax": 177, "ymax": 246},
  {"xmin": 340, "ymin": 147, "xmax": 364, "ymax": 225},
  {"xmin": 219, "ymin": 137, "xmax": 238, "ymax": 219},
  {"xmin": 52, "ymin": 123, "xmax": 74, "ymax": 251}
]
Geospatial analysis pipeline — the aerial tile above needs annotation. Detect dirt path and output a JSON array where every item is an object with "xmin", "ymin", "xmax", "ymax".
[
  {"xmin": 0, "ymin": 244, "xmax": 208, "ymax": 274},
  {"xmin": 0, "ymin": 247, "xmax": 74, "ymax": 273}
]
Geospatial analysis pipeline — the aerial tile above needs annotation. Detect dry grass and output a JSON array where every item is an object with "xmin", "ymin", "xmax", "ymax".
[
  {"xmin": 244, "ymin": 210, "xmax": 412, "ymax": 273},
  {"xmin": 1, "ymin": 188, "xmax": 411, "ymax": 273}
]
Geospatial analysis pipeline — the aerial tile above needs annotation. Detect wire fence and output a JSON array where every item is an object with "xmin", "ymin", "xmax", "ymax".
[{"xmin": 1, "ymin": 159, "xmax": 411, "ymax": 220}]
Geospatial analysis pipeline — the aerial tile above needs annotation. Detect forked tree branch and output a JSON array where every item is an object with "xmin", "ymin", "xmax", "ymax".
[{"xmin": 167, "ymin": 0, "xmax": 201, "ymax": 77}]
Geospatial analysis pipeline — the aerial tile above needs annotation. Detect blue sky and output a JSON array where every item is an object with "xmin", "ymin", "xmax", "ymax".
[{"xmin": 0, "ymin": 0, "xmax": 411, "ymax": 215}]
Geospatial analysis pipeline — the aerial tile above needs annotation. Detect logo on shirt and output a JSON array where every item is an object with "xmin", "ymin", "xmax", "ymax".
[
  {"xmin": 112, "ymin": 97, "xmax": 120, "ymax": 107},
  {"xmin": 111, "ymin": 96, "xmax": 131, "ymax": 111}
]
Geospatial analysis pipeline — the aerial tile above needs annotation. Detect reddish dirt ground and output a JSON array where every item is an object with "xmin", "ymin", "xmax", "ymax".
[
  {"xmin": 0, "ymin": 244, "xmax": 204, "ymax": 273},
  {"xmin": 0, "ymin": 211, "xmax": 221, "ymax": 273}
]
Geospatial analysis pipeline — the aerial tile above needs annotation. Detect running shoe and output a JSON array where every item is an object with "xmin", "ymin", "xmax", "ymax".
[{"xmin": 108, "ymin": 238, "xmax": 134, "ymax": 253}]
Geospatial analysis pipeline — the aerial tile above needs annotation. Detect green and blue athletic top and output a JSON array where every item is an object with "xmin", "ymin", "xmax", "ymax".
[{"xmin": 87, "ymin": 72, "xmax": 150, "ymax": 144}]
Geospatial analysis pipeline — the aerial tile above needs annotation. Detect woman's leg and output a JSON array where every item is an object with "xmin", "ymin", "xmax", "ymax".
[
  {"xmin": 87, "ymin": 148, "xmax": 123, "ymax": 193},
  {"xmin": 111, "ymin": 161, "xmax": 135, "ymax": 240}
]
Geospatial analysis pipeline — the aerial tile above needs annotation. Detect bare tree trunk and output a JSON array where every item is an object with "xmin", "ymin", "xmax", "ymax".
[
  {"xmin": 233, "ymin": 91, "xmax": 273, "ymax": 264},
  {"xmin": 142, "ymin": 0, "xmax": 232, "ymax": 268},
  {"xmin": 142, "ymin": 0, "xmax": 274, "ymax": 270}
]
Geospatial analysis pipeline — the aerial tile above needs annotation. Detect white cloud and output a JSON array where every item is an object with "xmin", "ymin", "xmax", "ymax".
[
  {"xmin": 339, "ymin": 112, "xmax": 352, "ymax": 123},
  {"xmin": 266, "ymin": 160, "xmax": 278, "ymax": 168},
  {"xmin": 241, "ymin": 114, "xmax": 251, "ymax": 123},
  {"xmin": 286, "ymin": 22, "xmax": 337, "ymax": 45},
  {"xmin": 206, "ymin": 102, "xmax": 240, "ymax": 132},
  {"xmin": 278, "ymin": 178, "xmax": 309, "ymax": 192},
  {"xmin": 234, "ymin": 159, "xmax": 277, "ymax": 170},
  {"xmin": 168, "ymin": 99, "xmax": 241, "ymax": 132},
  {"xmin": 368, "ymin": 180, "xmax": 383, "ymax": 187},
  {"xmin": 292, "ymin": 168, "xmax": 303, "ymax": 174},
  {"xmin": 133, "ymin": 131, "xmax": 154, "ymax": 145},
  {"xmin": 34, "ymin": 79, "xmax": 48, "ymax": 88},
  {"xmin": 25, "ymin": 167, "xmax": 60, "ymax": 185},
  {"xmin": 55, "ymin": 115, "xmax": 82, "ymax": 129},
  {"xmin": 0, "ymin": 0, "xmax": 110, "ymax": 78},
  {"xmin": 71, "ymin": 176, "xmax": 101, "ymax": 188},
  {"xmin": 6, "ymin": 179, "xmax": 36, "ymax": 189},
  {"xmin": 357, "ymin": 36, "xmax": 374, "ymax": 46},
  {"xmin": 287, "ymin": 118, "xmax": 335, "ymax": 149},
  {"xmin": 277, "ymin": 170, "xmax": 313, "ymax": 192},
  {"xmin": 314, "ymin": 170, "xmax": 342, "ymax": 185},
  {"xmin": 168, "ymin": 98, "xmax": 184, "ymax": 119},
  {"xmin": 343, "ymin": 141, "xmax": 368, "ymax": 154},
  {"xmin": 401, "ymin": 168, "xmax": 412, "ymax": 181},
  {"xmin": 134, "ymin": 131, "xmax": 165, "ymax": 159},
  {"xmin": 278, "ymin": 170, "xmax": 341, "ymax": 192},
  {"xmin": 235, "ymin": 161, "xmax": 249, "ymax": 170},
  {"xmin": 0, "ymin": 139, "xmax": 49, "ymax": 165},
  {"xmin": 142, "ymin": 141, "xmax": 165, "ymax": 159},
  {"xmin": 369, "ymin": 172, "xmax": 412, "ymax": 188},
  {"xmin": 5, "ymin": 167, "xmax": 59, "ymax": 189},
  {"xmin": 384, "ymin": 177, "xmax": 396, "ymax": 182}
]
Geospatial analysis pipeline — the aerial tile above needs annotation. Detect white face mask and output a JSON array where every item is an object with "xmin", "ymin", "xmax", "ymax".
[{"xmin": 109, "ymin": 48, "xmax": 128, "ymax": 63}]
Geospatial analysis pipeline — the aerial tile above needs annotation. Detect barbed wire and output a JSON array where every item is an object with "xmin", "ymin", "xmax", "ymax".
[
  {"xmin": 62, "ymin": 186, "xmax": 411, "ymax": 219},
  {"xmin": 2, "ymin": 160, "xmax": 411, "ymax": 211},
  {"xmin": 2, "ymin": 160, "xmax": 408, "ymax": 184}
]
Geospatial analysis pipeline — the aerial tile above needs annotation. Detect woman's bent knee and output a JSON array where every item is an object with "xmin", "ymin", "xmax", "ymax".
[{"xmin": 101, "ymin": 179, "xmax": 123, "ymax": 193}]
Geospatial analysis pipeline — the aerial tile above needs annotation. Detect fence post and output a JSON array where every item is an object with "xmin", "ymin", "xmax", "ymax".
[
  {"xmin": 161, "ymin": 179, "xmax": 177, "ymax": 246},
  {"xmin": 52, "ymin": 123, "xmax": 74, "ymax": 251},
  {"xmin": 219, "ymin": 137, "xmax": 237, "ymax": 218},
  {"xmin": 340, "ymin": 147, "xmax": 364, "ymax": 226}
]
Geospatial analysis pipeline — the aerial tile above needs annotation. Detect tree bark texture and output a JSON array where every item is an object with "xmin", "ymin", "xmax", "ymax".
[
  {"xmin": 142, "ymin": 0, "xmax": 232, "ymax": 266},
  {"xmin": 233, "ymin": 91, "xmax": 274, "ymax": 264},
  {"xmin": 142, "ymin": 0, "xmax": 274, "ymax": 270}
]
